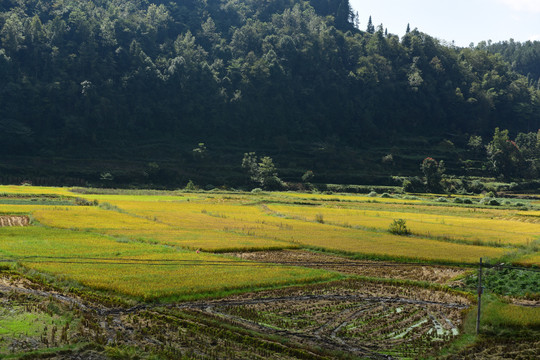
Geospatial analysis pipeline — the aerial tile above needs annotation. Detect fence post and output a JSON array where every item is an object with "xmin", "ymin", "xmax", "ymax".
[{"xmin": 476, "ymin": 257, "xmax": 483, "ymax": 335}]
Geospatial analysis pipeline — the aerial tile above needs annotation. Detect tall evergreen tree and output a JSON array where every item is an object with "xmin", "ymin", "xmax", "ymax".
[
  {"xmin": 366, "ymin": 15, "xmax": 375, "ymax": 34},
  {"xmin": 335, "ymin": 0, "xmax": 353, "ymax": 30}
]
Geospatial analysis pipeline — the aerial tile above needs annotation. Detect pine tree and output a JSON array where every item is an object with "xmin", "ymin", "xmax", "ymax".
[
  {"xmin": 335, "ymin": 0, "xmax": 352, "ymax": 30},
  {"xmin": 366, "ymin": 16, "xmax": 375, "ymax": 34}
]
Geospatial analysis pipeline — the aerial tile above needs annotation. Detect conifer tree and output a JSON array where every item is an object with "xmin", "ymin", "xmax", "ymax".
[
  {"xmin": 336, "ymin": 0, "xmax": 352, "ymax": 30},
  {"xmin": 366, "ymin": 16, "xmax": 375, "ymax": 34}
]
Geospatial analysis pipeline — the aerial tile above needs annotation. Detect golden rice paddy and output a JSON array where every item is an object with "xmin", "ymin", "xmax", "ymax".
[{"xmin": 0, "ymin": 185, "xmax": 538, "ymax": 299}]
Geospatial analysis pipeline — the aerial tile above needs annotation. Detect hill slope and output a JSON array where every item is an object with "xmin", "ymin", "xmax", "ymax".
[{"xmin": 0, "ymin": 0, "xmax": 539, "ymax": 186}]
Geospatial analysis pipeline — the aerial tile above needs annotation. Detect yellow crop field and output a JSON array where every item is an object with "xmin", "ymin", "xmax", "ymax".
[
  {"xmin": 275, "ymin": 192, "xmax": 424, "ymax": 204},
  {"xmin": 32, "ymin": 206, "xmax": 293, "ymax": 251},
  {"xmin": 92, "ymin": 199, "xmax": 508, "ymax": 262},
  {"xmin": 483, "ymin": 299, "xmax": 540, "ymax": 328},
  {"xmin": 0, "ymin": 184, "xmax": 537, "ymax": 301},
  {"xmin": 0, "ymin": 187, "xmax": 513, "ymax": 264},
  {"xmin": 0, "ymin": 185, "xmax": 74, "ymax": 196},
  {"xmin": 0, "ymin": 204, "xmax": 68, "ymax": 214},
  {"xmin": 28, "ymin": 253, "xmax": 333, "ymax": 300},
  {"xmin": 267, "ymin": 204, "xmax": 540, "ymax": 246},
  {"xmin": 0, "ymin": 226, "xmax": 333, "ymax": 300},
  {"xmin": 515, "ymin": 254, "xmax": 540, "ymax": 266}
]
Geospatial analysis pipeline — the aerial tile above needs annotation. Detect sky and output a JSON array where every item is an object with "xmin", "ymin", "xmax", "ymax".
[{"xmin": 349, "ymin": 0, "xmax": 540, "ymax": 47}]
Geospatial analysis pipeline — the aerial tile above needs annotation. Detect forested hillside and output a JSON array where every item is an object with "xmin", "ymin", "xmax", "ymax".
[
  {"xmin": 482, "ymin": 39, "xmax": 540, "ymax": 88},
  {"xmin": 1, "ymin": 0, "xmax": 539, "ymax": 186}
]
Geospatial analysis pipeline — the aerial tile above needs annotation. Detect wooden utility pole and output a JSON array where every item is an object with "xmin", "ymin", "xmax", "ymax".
[{"xmin": 476, "ymin": 257, "xmax": 483, "ymax": 335}]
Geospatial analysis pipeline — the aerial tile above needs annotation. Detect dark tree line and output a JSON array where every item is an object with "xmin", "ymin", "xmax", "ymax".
[{"xmin": 0, "ymin": 0, "xmax": 539, "ymax": 166}]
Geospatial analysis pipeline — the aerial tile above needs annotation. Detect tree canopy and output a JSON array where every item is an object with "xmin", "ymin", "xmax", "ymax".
[{"xmin": 0, "ymin": 0, "xmax": 539, "ymax": 186}]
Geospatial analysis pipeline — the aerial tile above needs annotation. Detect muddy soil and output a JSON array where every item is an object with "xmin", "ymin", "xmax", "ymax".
[
  {"xmin": 440, "ymin": 338, "xmax": 540, "ymax": 359},
  {"xmin": 229, "ymin": 250, "xmax": 467, "ymax": 284},
  {"xmin": 0, "ymin": 274, "xmax": 472, "ymax": 359}
]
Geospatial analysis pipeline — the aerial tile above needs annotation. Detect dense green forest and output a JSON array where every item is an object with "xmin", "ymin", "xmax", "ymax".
[{"xmin": 1, "ymin": 0, "xmax": 539, "ymax": 187}]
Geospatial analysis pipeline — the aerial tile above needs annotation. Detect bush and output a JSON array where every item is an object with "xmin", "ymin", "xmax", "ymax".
[
  {"xmin": 251, "ymin": 188, "xmax": 262, "ymax": 194},
  {"xmin": 488, "ymin": 199, "xmax": 501, "ymax": 206},
  {"xmin": 74, "ymin": 197, "xmax": 96, "ymax": 206},
  {"xmin": 465, "ymin": 179, "xmax": 485, "ymax": 193},
  {"xmin": 463, "ymin": 198, "xmax": 473, "ymax": 204},
  {"xmin": 380, "ymin": 193, "xmax": 392, "ymax": 198},
  {"xmin": 453, "ymin": 197, "xmax": 464, "ymax": 203},
  {"xmin": 435, "ymin": 197, "xmax": 448, "ymax": 202},
  {"xmin": 388, "ymin": 219, "xmax": 410, "ymax": 235},
  {"xmin": 402, "ymin": 176, "xmax": 425, "ymax": 193},
  {"xmin": 315, "ymin": 213, "xmax": 324, "ymax": 223},
  {"xmin": 368, "ymin": 191, "xmax": 378, "ymax": 197},
  {"xmin": 184, "ymin": 180, "xmax": 197, "ymax": 191},
  {"xmin": 402, "ymin": 195, "xmax": 419, "ymax": 200}
]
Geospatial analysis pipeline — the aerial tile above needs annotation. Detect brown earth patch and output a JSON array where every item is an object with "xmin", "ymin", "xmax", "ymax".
[
  {"xmin": 229, "ymin": 250, "xmax": 468, "ymax": 284},
  {"xmin": 0, "ymin": 215, "xmax": 29, "ymax": 227}
]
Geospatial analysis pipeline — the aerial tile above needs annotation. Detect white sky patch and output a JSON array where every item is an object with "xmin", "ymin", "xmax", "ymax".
[
  {"xmin": 529, "ymin": 34, "xmax": 540, "ymax": 41},
  {"xmin": 350, "ymin": 0, "xmax": 540, "ymax": 46},
  {"xmin": 498, "ymin": 0, "xmax": 540, "ymax": 13}
]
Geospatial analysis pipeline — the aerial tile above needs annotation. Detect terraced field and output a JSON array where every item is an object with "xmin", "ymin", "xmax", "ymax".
[{"xmin": 0, "ymin": 185, "xmax": 538, "ymax": 359}]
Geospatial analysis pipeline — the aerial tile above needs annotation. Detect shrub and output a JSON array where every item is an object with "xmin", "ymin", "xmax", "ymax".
[
  {"xmin": 402, "ymin": 177, "xmax": 425, "ymax": 193},
  {"xmin": 184, "ymin": 180, "xmax": 197, "ymax": 191},
  {"xmin": 368, "ymin": 191, "xmax": 378, "ymax": 197},
  {"xmin": 315, "ymin": 213, "xmax": 324, "ymax": 223},
  {"xmin": 435, "ymin": 197, "xmax": 448, "ymax": 202},
  {"xmin": 463, "ymin": 198, "xmax": 473, "ymax": 204},
  {"xmin": 479, "ymin": 196, "xmax": 492, "ymax": 205},
  {"xmin": 488, "ymin": 199, "xmax": 501, "ymax": 206},
  {"xmin": 251, "ymin": 188, "xmax": 262, "ymax": 194},
  {"xmin": 74, "ymin": 197, "xmax": 95, "ymax": 206},
  {"xmin": 466, "ymin": 179, "xmax": 485, "ymax": 193},
  {"xmin": 388, "ymin": 219, "xmax": 410, "ymax": 235},
  {"xmin": 380, "ymin": 193, "xmax": 392, "ymax": 198},
  {"xmin": 421, "ymin": 157, "xmax": 445, "ymax": 192},
  {"xmin": 402, "ymin": 195, "xmax": 419, "ymax": 200},
  {"xmin": 382, "ymin": 154, "xmax": 393, "ymax": 164}
]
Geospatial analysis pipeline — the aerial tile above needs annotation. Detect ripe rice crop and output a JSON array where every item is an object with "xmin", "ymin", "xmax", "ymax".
[
  {"xmin": 32, "ymin": 205, "xmax": 294, "ymax": 251},
  {"xmin": 0, "ymin": 226, "xmax": 334, "ymax": 300},
  {"xmin": 482, "ymin": 299, "xmax": 540, "ymax": 329},
  {"xmin": 276, "ymin": 192, "xmax": 423, "ymax": 204},
  {"xmin": 0, "ymin": 185, "xmax": 74, "ymax": 196},
  {"xmin": 267, "ymin": 204, "xmax": 539, "ymax": 246},
  {"xmin": 515, "ymin": 254, "xmax": 540, "ymax": 266},
  {"xmin": 0, "ymin": 186, "xmax": 533, "ymax": 264},
  {"xmin": 24, "ymin": 196, "xmax": 508, "ymax": 263}
]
